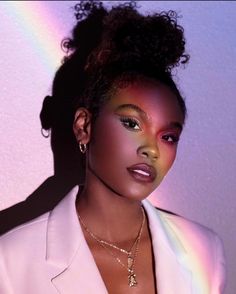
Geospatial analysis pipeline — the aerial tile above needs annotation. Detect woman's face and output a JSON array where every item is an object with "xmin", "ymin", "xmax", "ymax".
[{"xmin": 87, "ymin": 81, "xmax": 184, "ymax": 201}]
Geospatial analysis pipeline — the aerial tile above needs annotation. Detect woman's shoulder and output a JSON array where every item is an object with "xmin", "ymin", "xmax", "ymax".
[
  {"xmin": 0, "ymin": 212, "xmax": 50, "ymax": 250},
  {"xmin": 145, "ymin": 203, "xmax": 226, "ymax": 292},
  {"xmin": 152, "ymin": 204, "xmax": 226, "ymax": 271},
  {"xmin": 0, "ymin": 186, "xmax": 78, "ymax": 256},
  {"xmin": 143, "ymin": 198, "xmax": 225, "ymax": 258},
  {"xmin": 0, "ymin": 186, "xmax": 79, "ymax": 247},
  {"xmin": 155, "ymin": 206, "xmax": 222, "ymax": 243}
]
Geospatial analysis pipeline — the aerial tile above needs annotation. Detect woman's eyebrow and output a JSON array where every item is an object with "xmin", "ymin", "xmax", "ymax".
[
  {"xmin": 114, "ymin": 103, "xmax": 148, "ymax": 120},
  {"xmin": 165, "ymin": 122, "xmax": 183, "ymax": 131}
]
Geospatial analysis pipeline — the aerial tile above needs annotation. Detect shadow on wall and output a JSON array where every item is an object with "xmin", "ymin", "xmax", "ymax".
[
  {"xmin": 0, "ymin": 34, "xmax": 91, "ymax": 235},
  {"xmin": 0, "ymin": 99, "xmax": 85, "ymax": 235}
]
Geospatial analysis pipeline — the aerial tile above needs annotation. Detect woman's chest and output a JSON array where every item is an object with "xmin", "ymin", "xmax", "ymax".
[{"xmin": 89, "ymin": 235, "xmax": 157, "ymax": 294}]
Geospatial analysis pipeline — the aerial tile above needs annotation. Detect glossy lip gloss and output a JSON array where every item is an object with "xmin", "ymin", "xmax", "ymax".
[{"xmin": 127, "ymin": 163, "xmax": 156, "ymax": 183}]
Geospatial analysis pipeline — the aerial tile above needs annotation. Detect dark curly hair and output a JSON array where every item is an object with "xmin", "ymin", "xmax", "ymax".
[{"xmin": 40, "ymin": 0, "xmax": 189, "ymax": 139}]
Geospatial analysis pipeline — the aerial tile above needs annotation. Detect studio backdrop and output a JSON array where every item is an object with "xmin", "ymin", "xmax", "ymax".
[{"xmin": 0, "ymin": 1, "xmax": 235, "ymax": 293}]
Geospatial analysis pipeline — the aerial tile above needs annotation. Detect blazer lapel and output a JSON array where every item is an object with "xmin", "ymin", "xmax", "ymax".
[
  {"xmin": 142, "ymin": 199, "xmax": 193, "ymax": 294},
  {"xmin": 45, "ymin": 186, "xmax": 108, "ymax": 294},
  {"xmin": 45, "ymin": 186, "xmax": 193, "ymax": 294}
]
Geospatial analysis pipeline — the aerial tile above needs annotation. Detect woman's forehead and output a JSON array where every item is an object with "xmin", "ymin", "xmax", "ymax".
[
  {"xmin": 114, "ymin": 83, "xmax": 171, "ymax": 101},
  {"xmin": 107, "ymin": 83, "xmax": 182, "ymax": 117}
]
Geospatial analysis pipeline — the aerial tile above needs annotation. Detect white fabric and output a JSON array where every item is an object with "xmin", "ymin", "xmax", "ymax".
[{"xmin": 0, "ymin": 186, "xmax": 226, "ymax": 293}]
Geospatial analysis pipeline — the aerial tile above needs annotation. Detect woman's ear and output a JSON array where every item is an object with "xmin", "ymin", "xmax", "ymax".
[{"xmin": 73, "ymin": 107, "xmax": 92, "ymax": 144}]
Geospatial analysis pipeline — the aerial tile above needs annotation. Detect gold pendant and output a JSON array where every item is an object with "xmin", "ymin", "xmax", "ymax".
[
  {"xmin": 128, "ymin": 270, "xmax": 137, "ymax": 287},
  {"xmin": 127, "ymin": 256, "xmax": 133, "ymax": 268}
]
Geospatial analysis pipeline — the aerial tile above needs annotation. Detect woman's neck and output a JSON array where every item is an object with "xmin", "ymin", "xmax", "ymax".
[{"xmin": 76, "ymin": 172, "xmax": 144, "ymax": 244}]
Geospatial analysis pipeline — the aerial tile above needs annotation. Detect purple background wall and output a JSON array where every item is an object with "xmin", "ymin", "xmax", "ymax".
[{"xmin": 0, "ymin": 1, "xmax": 235, "ymax": 293}]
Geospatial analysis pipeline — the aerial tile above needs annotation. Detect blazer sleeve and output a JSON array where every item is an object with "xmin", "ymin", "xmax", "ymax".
[{"xmin": 212, "ymin": 234, "xmax": 227, "ymax": 293}]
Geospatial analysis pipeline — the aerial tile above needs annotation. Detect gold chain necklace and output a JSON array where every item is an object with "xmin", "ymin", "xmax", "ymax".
[{"xmin": 78, "ymin": 207, "xmax": 145, "ymax": 287}]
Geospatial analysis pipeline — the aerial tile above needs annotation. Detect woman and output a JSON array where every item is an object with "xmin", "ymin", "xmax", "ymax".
[{"xmin": 0, "ymin": 1, "xmax": 226, "ymax": 293}]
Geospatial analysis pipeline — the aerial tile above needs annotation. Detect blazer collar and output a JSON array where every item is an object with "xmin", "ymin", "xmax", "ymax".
[
  {"xmin": 142, "ymin": 199, "xmax": 193, "ymax": 294},
  {"xmin": 46, "ymin": 186, "xmax": 192, "ymax": 294},
  {"xmin": 46, "ymin": 186, "xmax": 108, "ymax": 293}
]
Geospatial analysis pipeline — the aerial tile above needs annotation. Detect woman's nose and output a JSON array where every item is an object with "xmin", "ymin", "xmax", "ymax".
[{"xmin": 137, "ymin": 144, "xmax": 159, "ymax": 161}]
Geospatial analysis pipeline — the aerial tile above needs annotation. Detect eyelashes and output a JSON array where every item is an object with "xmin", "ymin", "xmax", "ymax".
[
  {"xmin": 119, "ymin": 116, "xmax": 180, "ymax": 144},
  {"xmin": 161, "ymin": 134, "xmax": 179, "ymax": 144},
  {"xmin": 119, "ymin": 116, "xmax": 141, "ymax": 131}
]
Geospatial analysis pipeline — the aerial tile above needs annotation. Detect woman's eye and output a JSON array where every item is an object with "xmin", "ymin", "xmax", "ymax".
[
  {"xmin": 119, "ymin": 117, "xmax": 141, "ymax": 131},
  {"xmin": 162, "ymin": 134, "xmax": 179, "ymax": 144}
]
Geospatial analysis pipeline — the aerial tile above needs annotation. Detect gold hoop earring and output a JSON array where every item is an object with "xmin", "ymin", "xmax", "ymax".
[{"xmin": 79, "ymin": 142, "xmax": 87, "ymax": 154}]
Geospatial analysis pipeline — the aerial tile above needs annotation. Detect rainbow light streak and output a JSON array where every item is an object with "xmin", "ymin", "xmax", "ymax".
[
  {"xmin": 3, "ymin": 1, "xmax": 63, "ymax": 71},
  {"xmin": 167, "ymin": 218, "xmax": 211, "ymax": 292}
]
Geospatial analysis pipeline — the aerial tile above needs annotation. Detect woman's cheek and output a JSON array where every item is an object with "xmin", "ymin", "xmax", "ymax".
[
  {"xmin": 160, "ymin": 144, "xmax": 178, "ymax": 172},
  {"xmin": 89, "ymin": 116, "xmax": 135, "ymax": 162}
]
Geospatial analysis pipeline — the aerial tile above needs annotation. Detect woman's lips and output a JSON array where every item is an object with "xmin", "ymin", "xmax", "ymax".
[{"xmin": 127, "ymin": 163, "xmax": 157, "ymax": 183}]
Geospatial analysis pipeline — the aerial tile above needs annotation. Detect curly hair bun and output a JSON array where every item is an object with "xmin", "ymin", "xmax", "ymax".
[
  {"xmin": 99, "ymin": 8, "xmax": 189, "ymax": 73},
  {"xmin": 63, "ymin": 1, "xmax": 189, "ymax": 74},
  {"xmin": 62, "ymin": 1, "xmax": 107, "ymax": 59}
]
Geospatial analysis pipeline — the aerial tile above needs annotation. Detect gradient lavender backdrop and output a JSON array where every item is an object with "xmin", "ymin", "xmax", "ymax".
[{"xmin": 0, "ymin": 1, "xmax": 235, "ymax": 293}]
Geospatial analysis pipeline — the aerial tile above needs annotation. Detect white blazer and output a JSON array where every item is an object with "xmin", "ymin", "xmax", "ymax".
[{"xmin": 0, "ymin": 186, "xmax": 226, "ymax": 294}]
